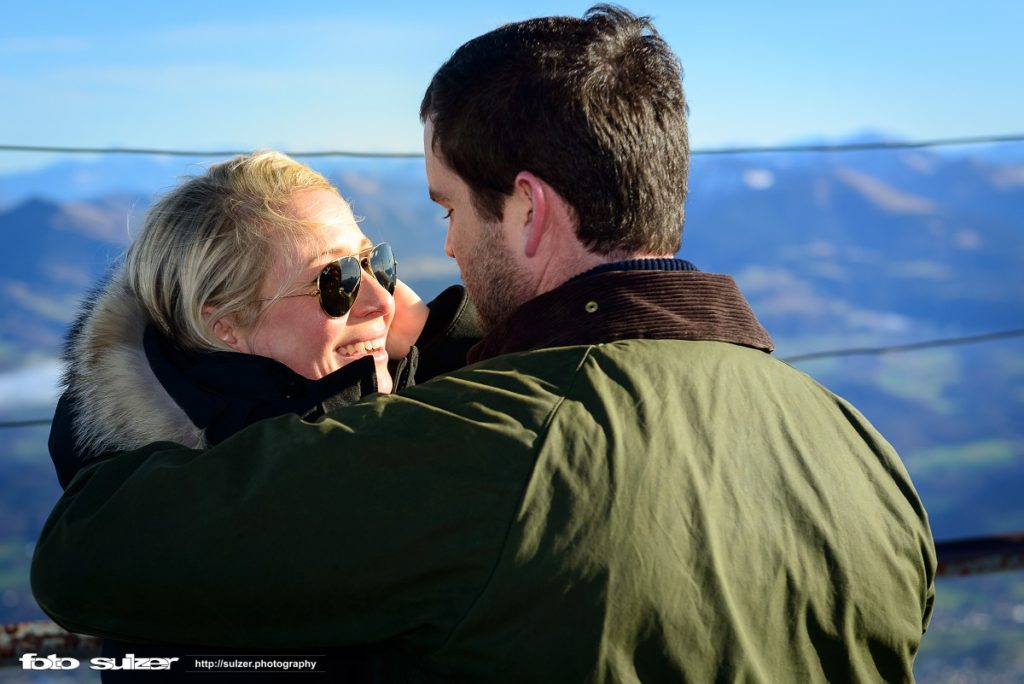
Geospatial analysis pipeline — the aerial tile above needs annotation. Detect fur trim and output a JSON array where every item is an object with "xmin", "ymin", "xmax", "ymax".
[{"xmin": 62, "ymin": 271, "xmax": 207, "ymax": 459}]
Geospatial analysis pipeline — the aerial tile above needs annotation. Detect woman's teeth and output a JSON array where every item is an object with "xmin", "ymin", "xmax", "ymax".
[{"xmin": 341, "ymin": 338, "xmax": 385, "ymax": 356}]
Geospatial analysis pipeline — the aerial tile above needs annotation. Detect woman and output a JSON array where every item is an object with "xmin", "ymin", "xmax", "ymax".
[{"xmin": 47, "ymin": 150, "xmax": 478, "ymax": 679}]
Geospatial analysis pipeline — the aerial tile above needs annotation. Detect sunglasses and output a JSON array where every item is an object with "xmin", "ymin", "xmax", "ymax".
[{"xmin": 264, "ymin": 242, "xmax": 398, "ymax": 318}]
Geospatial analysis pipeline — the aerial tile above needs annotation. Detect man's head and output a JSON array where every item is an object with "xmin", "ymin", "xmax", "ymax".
[
  {"xmin": 421, "ymin": 4, "xmax": 689, "ymax": 256},
  {"xmin": 420, "ymin": 5, "xmax": 689, "ymax": 329}
]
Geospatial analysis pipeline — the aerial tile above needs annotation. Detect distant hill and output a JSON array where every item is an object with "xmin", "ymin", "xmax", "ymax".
[
  {"xmin": 687, "ymin": 150, "xmax": 1024, "ymax": 338},
  {"xmin": 0, "ymin": 196, "xmax": 141, "ymax": 366}
]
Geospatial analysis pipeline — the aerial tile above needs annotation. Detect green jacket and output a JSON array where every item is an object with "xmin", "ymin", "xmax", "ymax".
[{"xmin": 32, "ymin": 270, "xmax": 935, "ymax": 682}]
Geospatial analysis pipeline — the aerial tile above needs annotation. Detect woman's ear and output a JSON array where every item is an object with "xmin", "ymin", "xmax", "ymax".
[{"xmin": 203, "ymin": 305, "xmax": 247, "ymax": 353}]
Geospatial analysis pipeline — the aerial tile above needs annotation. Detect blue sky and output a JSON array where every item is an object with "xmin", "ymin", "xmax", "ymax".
[{"xmin": 2, "ymin": 1, "xmax": 1023, "ymax": 172}]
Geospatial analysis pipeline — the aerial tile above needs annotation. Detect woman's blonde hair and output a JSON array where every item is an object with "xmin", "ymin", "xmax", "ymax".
[{"xmin": 123, "ymin": 150, "xmax": 339, "ymax": 351}]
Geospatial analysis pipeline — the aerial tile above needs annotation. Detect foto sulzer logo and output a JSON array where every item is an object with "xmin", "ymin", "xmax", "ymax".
[{"xmin": 21, "ymin": 652, "xmax": 180, "ymax": 671}]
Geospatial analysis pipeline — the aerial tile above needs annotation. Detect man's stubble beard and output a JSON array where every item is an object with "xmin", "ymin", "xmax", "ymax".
[{"xmin": 460, "ymin": 227, "xmax": 533, "ymax": 334}]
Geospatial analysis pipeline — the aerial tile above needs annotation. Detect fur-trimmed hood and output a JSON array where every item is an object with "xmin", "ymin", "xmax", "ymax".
[{"xmin": 55, "ymin": 271, "xmax": 207, "ymax": 465}]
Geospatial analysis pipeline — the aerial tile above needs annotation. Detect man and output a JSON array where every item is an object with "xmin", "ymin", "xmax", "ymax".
[{"xmin": 32, "ymin": 6, "xmax": 935, "ymax": 682}]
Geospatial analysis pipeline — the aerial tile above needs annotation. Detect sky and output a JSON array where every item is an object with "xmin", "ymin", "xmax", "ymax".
[{"xmin": 1, "ymin": 1, "xmax": 1023, "ymax": 173}]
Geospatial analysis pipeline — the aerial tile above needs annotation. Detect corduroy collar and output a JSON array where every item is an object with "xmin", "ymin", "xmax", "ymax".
[{"xmin": 467, "ymin": 269, "xmax": 774, "ymax": 364}]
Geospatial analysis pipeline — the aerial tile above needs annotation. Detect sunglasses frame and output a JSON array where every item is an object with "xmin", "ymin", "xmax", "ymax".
[{"xmin": 259, "ymin": 242, "xmax": 397, "ymax": 318}]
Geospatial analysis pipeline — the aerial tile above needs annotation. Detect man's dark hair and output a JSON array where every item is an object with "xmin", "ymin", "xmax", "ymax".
[{"xmin": 420, "ymin": 4, "xmax": 689, "ymax": 256}]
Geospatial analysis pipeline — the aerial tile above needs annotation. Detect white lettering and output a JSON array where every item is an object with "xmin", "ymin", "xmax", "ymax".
[
  {"xmin": 20, "ymin": 653, "xmax": 80, "ymax": 670},
  {"xmin": 88, "ymin": 654, "xmax": 180, "ymax": 671}
]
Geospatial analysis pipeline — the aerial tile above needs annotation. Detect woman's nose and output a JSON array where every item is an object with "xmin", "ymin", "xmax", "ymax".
[{"xmin": 348, "ymin": 269, "xmax": 393, "ymax": 320}]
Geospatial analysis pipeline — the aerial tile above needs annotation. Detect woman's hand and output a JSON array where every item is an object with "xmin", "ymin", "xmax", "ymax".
[{"xmin": 387, "ymin": 279, "xmax": 430, "ymax": 360}]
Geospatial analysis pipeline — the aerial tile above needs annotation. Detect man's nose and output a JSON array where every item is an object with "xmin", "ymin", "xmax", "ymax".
[{"xmin": 444, "ymin": 228, "xmax": 455, "ymax": 258}]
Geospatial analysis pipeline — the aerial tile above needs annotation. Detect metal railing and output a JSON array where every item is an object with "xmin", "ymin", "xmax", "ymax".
[
  {"xmin": 934, "ymin": 531, "xmax": 1024, "ymax": 577},
  {"xmin": 1, "ymin": 621, "xmax": 101, "ymax": 666}
]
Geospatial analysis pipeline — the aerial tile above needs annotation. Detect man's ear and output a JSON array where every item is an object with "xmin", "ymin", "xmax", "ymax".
[
  {"xmin": 514, "ymin": 171, "xmax": 576, "ymax": 259},
  {"xmin": 515, "ymin": 171, "xmax": 549, "ymax": 258},
  {"xmin": 203, "ymin": 305, "xmax": 247, "ymax": 353}
]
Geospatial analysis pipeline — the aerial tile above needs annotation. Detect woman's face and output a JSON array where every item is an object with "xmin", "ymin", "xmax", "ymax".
[{"xmin": 223, "ymin": 188, "xmax": 395, "ymax": 392}]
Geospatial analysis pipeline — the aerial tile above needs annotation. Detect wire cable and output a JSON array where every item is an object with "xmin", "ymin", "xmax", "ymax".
[
  {"xmin": 781, "ymin": 328, "xmax": 1024, "ymax": 363},
  {"xmin": 694, "ymin": 132, "xmax": 1024, "ymax": 155},
  {"xmin": 2, "ymin": 132, "xmax": 1024, "ymax": 159},
  {"xmin": 0, "ymin": 144, "xmax": 423, "ymax": 159},
  {"xmin": 0, "ymin": 418, "xmax": 52, "ymax": 429},
  {"xmin": 2, "ymin": 327, "xmax": 1022, "ymax": 431}
]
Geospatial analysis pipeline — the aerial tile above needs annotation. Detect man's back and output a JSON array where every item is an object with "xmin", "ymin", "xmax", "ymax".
[{"xmin": 431, "ymin": 338, "xmax": 934, "ymax": 681}]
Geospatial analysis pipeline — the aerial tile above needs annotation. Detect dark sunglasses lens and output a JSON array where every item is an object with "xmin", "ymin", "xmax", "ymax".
[
  {"xmin": 318, "ymin": 258, "xmax": 361, "ymax": 317},
  {"xmin": 369, "ymin": 243, "xmax": 397, "ymax": 295}
]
